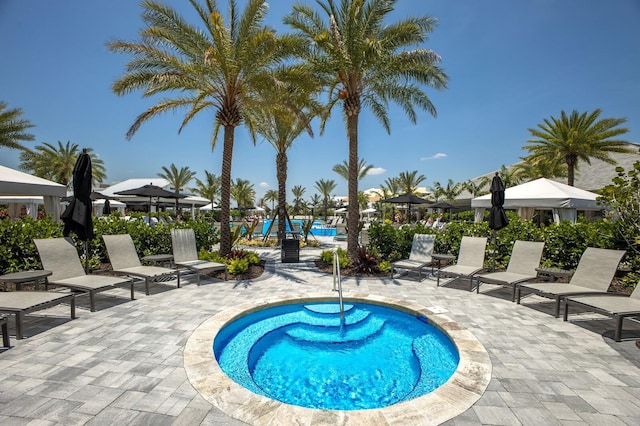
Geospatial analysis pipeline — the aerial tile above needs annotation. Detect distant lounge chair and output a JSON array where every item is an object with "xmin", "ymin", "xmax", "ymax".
[
  {"xmin": 171, "ymin": 228, "xmax": 227, "ymax": 285},
  {"xmin": 516, "ymin": 247, "xmax": 626, "ymax": 317},
  {"xmin": 34, "ymin": 237, "xmax": 135, "ymax": 312},
  {"xmin": 334, "ymin": 223, "xmax": 347, "ymax": 241},
  {"xmin": 0, "ymin": 291, "xmax": 76, "ymax": 340},
  {"xmin": 103, "ymin": 234, "xmax": 181, "ymax": 295},
  {"xmin": 392, "ymin": 234, "xmax": 436, "ymax": 281},
  {"xmin": 476, "ymin": 240, "xmax": 545, "ymax": 300},
  {"xmin": 436, "ymin": 236, "xmax": 488, "ymax": 290},
  {"xmin": 564, "ymin": 281, "xmax": 640, "ymax": 341}
]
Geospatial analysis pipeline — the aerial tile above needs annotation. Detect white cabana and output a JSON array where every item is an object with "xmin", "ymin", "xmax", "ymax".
[
  {"xmin": 199, "ymin": 202, "xmax": 218, "ymax": 211},
  {"xmin": 471, "ymin": 178, "xmax": 602, "ymax": 224},
  {"xmin": 0, "ymin": 165, "xmax": 66, "ymax": 220}
]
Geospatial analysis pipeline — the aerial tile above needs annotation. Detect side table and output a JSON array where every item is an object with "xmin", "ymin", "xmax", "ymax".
[
  {"xmin": 535, "ymin": 267, "xmax": 573, "ymax": 282},
  {"xmin": 0, "ymin": 270, "xmax": 52, "ymax": 291},
  {"xmin": 432, "ymin": 253, "xmax": 456, "ymax": 274},
  {"xmin": 142, "ymin": 254, "xmax": 174, "ymax": 267}
]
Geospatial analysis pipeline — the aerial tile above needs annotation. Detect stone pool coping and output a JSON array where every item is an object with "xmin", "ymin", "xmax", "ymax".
[{"xmin": 184, "ymin": 293, "xmax": 492, "ymax": 425}]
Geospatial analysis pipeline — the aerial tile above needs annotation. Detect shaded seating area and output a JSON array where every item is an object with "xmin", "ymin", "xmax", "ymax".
[
  {"xmin": 563, "ymin": 281, "xmax": 640, "ymax": 341},
  {"xmin": 392, "ymin": 234, "xmax": 435, "ymax": 281},
  {"xmin": 0, "ymin": 291, "xmax": 76, "ymax": 340},
  {"xmin": 34, "ymin": 237, "xmax": 135, "ymax": 312},
  {"xmin": 171, "ymin": 228, "xmax": 227, "ymax": 285},
  {"xmin": 476, "ymin": 240, "xmax": 545, "ymax": 301},
  {"xmin": 103, "ymin": 234, "xmax": 181, "ymax": 295},
  {"xmin": 436, "ymin": 236, "xmax": 488, "ymax": 290},
  {"xmin": 516, "ymin": 247, "xmax": 626, "ymax": 317}
]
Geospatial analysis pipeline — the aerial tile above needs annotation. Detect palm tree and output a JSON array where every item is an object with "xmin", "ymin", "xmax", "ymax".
[
  {"xmin": 309, "ymin": 194, "xmax": 322, "ymax": 216},
  {"xmin": 463, "ymin": 176, "xmax": 490, "ymax": 197},
  {"xmin": 158, "ymin": 163, "xmax": 196, "ymax": 213},
  {"xmin": 525, "ymin": 109, "xmax": 632, "ymax": 186},
  {"xmin": 511, "ymin": 155, "xmax": 568, "ymax": 182},
  {"xmin": 332, "ymin": 159, "xmax": 373, "ymax": 182},
  {"xmin": 19, "ymin": 141, "xmax": 106, "ymax": 187},
  {"xmin": 263, "ymin": 189, "xmax": 278, "ymax": 212},
  {"xmin": 441, "ymin": 178, "xmax": 462, "ymax": 201},
  {"xmin": 109, "ymin": 0, "xmax": 290, "ymax": 255},
  {"xmin": 193, "ymin": 171, "xmax": 221, "ymax": 207},
  {"xmin": 285, "ymin": 0, "xmax": 448, "ymax": 259},
  {"xmin": 429, "ymin": 181, "xmax": 444, "ymax": 202},
  {"xmin": 291, "ymin": 185, "xmax": 306, "ymax": 215},
  {"xmin": 397, "ymin": 170, "xmax": 426, "ymax": 194},
  {"xmin": 0, "ymin": 101, "xmax": 35, "ymax": 151},
  {"xmin": 230, "ymin": 178, "xmax": 255, "ymax": 210},
  {"xmin": 315, "ymin": 178, "xmax": 337, "ymax": 221}
]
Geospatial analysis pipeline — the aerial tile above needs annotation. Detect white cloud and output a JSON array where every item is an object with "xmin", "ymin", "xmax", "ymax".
[
  {"xmin": 259, "ymin": 182, "xmax": 269, "ymax": 188},
  {"xmin": 420, "ymin": 153, "xmax": 447, "ymax": 161},
  {"xmin": 366, "ymin": 167, "xmax": 386, "ymax": 176}
]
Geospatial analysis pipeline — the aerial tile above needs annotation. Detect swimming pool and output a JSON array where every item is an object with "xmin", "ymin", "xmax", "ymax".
[
  {"xmin": 185, "ymin": 295, "xmax": 492, "ymax": 424},
  {"xmin": 262, "ymin": 219, "xmax": 337, "ymax": 237},
  {"xmin": 214, "ymin": 301, "xmax": 459, "ymax": 410}
]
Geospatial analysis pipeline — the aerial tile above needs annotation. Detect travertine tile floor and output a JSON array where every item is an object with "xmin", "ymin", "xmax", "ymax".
[{"xmin": 1, "ymin": 237, "xmax": 640, "ymax": 425}]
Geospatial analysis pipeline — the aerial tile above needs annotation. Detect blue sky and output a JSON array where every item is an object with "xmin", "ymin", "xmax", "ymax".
[{"xmin": 1, "ymin": 0, "xmax": 639, "ymax": 202}]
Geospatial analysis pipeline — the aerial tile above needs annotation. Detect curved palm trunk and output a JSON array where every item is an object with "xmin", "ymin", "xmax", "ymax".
[
  {"xmin": 347, "ymin": 113, "xmax": 359, "ymax": 260},
  {"xmin": 219, "ymin": 125, "xmax": 235, "ymax": 256},
  {"xmin": 276, "ymin": 152, "xmax": 287, "ymax": 245}
]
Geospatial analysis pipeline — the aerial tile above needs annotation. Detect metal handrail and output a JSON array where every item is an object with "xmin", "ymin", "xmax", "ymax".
[{"xmin": 333, "ymin": 249, "xmax": 345, "ymax": 326}]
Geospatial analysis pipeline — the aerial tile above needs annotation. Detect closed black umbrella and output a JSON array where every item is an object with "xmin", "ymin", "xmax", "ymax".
[
  {"xmin": 102, "ymin": 199, "xmax": 111, "ymax": 215},
  {"xmin": 488, "ymin": 172, "xmax": 509, "ymax": 271},
  {"xmin": 60, "ymin": 149, "xmax": 94, "ymax": 272},
  {"xmin": 115, "ymin": 183, "xmax": 186, "ymax": 223}
]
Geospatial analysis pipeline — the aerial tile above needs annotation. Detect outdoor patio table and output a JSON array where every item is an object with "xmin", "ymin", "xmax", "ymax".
[
  {"xmin": 0, "ymin": 270, "xmax": 52, "ymax": 291},
  {"xmin": 432, "ymin": 253, "xmax": 456, "ymax": 274},
  {"xmin": 142, "ymin": 254, "xmax": 174, "ymax": 267},
  {"xmin": 535, "ymin": 267, "xmax": 573, "ymax": 282}
]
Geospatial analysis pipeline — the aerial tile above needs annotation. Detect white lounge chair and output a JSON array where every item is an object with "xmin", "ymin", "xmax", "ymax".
[
  {"xmin": 171, "ymin": 228, "xmax": 227, "ymax": 285},
  {"xmin": 34, "ymin": 237, "xmax": 135, "ymax": 312},
  {"xmin": 392, "ymin": 234, "xmax": 436, "ymax": 281},
  {"xmin": 564, "ymin": 281, "xmax": 640, "ymax": 341},
  {"xmin": 476, "ymin": 240, "xmax": 545, "ymax": 300},
  {"xmin": 516, "ymin": 247, "xmax": 626, "ymax": 318},
  {"xmin": 436, "ymin": 236, "xmax": 488, "ymax": 290},
  {"xmin": 103, "ymin": 234, "xmax": 181, "ymax": 295}
]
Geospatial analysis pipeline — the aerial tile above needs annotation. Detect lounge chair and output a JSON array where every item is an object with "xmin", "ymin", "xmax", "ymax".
[
  {"xmin": 476, "ymin": 240, "xmax": 545, "ymax": 300},
  {"xmin": 516, "ymin": 247, "xmax": 626, "ymax": 318},
  {"xmin": 34, "ymin": 237, "xmax": 135, "ymax": 312},
  {"xmin": 392, "ymin": 234, "xmax": 436, "ymax": 281},
  {"xmin": 171, "ymin": 228, "xmax": 227, "ymax": 285},
  {"xmin": 0, "ymin": 292, "xmax": 76, "ymax": 340},
  {"xmin": 564, "ymin": 282, "xmax": 640, "ymax": 341},
  {"xmin": 436, "ymin": 236, "xmax": 488, "ymax": 290},
  {"xmin": 103, "ymin": 234, "xmax": 181, "ymax": 295},
  {"xmin": 334, "ymin": 223, "xmax": 347, "ymax": 241}
]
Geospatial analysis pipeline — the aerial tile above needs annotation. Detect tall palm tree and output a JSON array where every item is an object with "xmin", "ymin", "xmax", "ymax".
[
  {"xmin": 109, "ymin": 0, "xmax": 290, "ymax": 255},
  {"xmin": 0, "ymin": 101, "xmax": 35, "ymax": 151},
  {"xmin": 332, "ymin": 159, "xmax": 372, "ymax": 182},
  {"xmin": 19, "ymin": 141, "xmax": 106, "ymax": 187},
  {"xmin": 263, "ymin": 189, "xmax": 278, "ymax": 212},
  {"xmin": 525, "ymin": 109, "xmax": 632, "ymax": 186},
  {"xmin": 397, "ymin": 170, "xmax": 426, "ymax": 194},
  {"xmin": 315, "ymin": 178, "xmax": 337, "ymax": 221},
  {"xmin": 158, "ymin": 163, "xmax": 196, "ymax": 212},
  {"xmin": 230, "ymin": 178, "xmax": 255, "ymax": 209},
  {"xmin": 285, "ymin": 0, "xmax": 448, "ymax": 259},
  {"xmin": 193, "ymin": 170, "xmax": 221, "ymax": 207},
  {"xmin": 291, "ymin": 185, "xmax": 306, "ymax": 215}
]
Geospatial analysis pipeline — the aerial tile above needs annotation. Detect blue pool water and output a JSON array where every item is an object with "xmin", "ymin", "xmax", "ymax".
[
  {"xmin": 213, "ymin": 302, "xmax": 459, "ymax": 410},
  {"xmin": 262, "ymin": 219, "xmax": 337, "ymax": 237}
]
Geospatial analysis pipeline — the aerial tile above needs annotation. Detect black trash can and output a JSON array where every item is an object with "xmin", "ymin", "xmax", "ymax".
[{"xmin": 281, "ymin": 237, "xmax": 300, "ymax": 263}]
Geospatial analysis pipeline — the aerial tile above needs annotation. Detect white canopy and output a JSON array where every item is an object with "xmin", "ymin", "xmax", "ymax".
[
  {"xmin": 199, "ymin": 202, "xmax": 218, "ymax": 211},
  {"xmin": 471, "ymin": 178, "xmax": 602, "ymax": 223},
  {"xmin": 0, "ymin": 165, "xmax": 66, "ymax": 219}
]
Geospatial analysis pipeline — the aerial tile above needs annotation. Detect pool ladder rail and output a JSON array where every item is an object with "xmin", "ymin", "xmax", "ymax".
[{"xmin": 332, "ymin": 249, "xmax": 345, "ymax": 327}]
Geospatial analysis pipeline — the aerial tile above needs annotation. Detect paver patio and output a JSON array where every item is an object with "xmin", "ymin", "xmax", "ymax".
[{"xmin": 1, "ymin": 237, "xmax": 639, "ymax": 425}]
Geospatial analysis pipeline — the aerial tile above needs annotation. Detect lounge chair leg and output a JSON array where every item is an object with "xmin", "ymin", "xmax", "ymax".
[
  {"xmin": 1, "ymin": 318, "xmax": 10, "ymax": 347},
  {"xmin": 89, "ymin": 291, "xmax": 96, "ymax": 312},
  {"xmin": 615, "ymin": 315, "xmax": 623, "ymax": 342},
  {"xmin": 16, "ymin": 312, "xmax": 24, "ymax": 340},
  {"xmin": 555, "ymin": 296, "xmax": 561, "ymax": 318},
  {"xmin": 563, "ymin": 300, "xmax": 569, "ymax": 321},
  {"xmin": 197, "ymin": 272, "xmax": 201, "ymax": 286},
  {"xmin": 145, "ymin": 278, "xmax": 150, "ymax": 296},
  {"xmin": 516, "ymin": 286, "xmax": 522, "ymax": 304},
  {"xmin": 71, "ymin": 297, "xmax": 76, "ymax": 319},
  {"xmin": 177, "ymin": 272, "xmax": 180, "ymax": 288},
  {"xmin": 130, "ymin": 282, "xmax": 135, "ymax": 300}
]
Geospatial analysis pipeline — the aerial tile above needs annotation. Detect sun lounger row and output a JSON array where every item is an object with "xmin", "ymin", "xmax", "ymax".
[
  {"xmin": 393, "ymin": 234, "xmax": 634, "ymax": 341},
  {"xmin": 0, "ymin": 229, "xmax": 227, "ymax": 343}
]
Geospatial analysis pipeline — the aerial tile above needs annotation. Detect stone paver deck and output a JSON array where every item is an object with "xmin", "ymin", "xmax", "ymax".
[{"xmin": 1, "ymin": 237, "xmax": 640, "ymax": 425}]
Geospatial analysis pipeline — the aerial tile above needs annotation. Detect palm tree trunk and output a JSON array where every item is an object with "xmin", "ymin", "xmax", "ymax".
[
  {"xmin": 219, "ymin": 125, "xmax": 235, "ymax": 256},
  {"xmin": 566, "ymin": 156, "xmax": 577, "ymax": 186},
  {"xmin": 347, "ymin": 113, "xmax": 359, "ymax": 260},
  {"xmin": 277, "ymin": 152, "xmax": 287, "ymax": 245}
]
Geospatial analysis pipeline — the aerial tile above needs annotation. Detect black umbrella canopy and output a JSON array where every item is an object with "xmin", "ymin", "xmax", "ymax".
[
  {"xmin": 382, "ymin": 193, "xmax": 434, "ymax": 205},
  {"xmin": 489, "ymin": 173, "xmax": 509, "ymax": 230},
  {"xmin": 61, "ymin": 149, "xmax": 94, "ymax": 241},
  {"xmin": 115, "ymin": 183, "xmax": 186, "ymax": 223}
]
